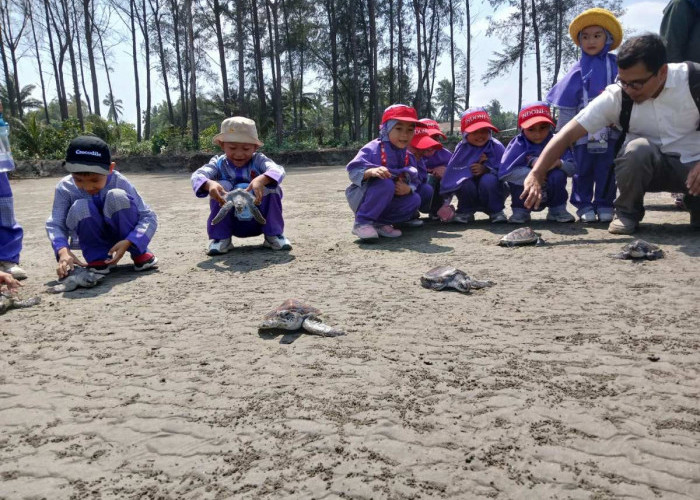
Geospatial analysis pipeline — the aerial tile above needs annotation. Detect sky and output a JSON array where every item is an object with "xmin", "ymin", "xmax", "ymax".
[{"xmin": 14, "ymin": 0, "xmax": 667, "ymax": 126}]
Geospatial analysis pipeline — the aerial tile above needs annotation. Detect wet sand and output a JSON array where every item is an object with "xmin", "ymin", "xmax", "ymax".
[{"xmin": 2, "ymin": 166, "xmax": 699, "ymax": 499}]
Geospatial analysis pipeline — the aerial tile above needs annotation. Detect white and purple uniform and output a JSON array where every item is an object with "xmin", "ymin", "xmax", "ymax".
[
  {"xmin": 441, "ymin": 137, "xmax": 506, "ymax": 216},
  {"xmin": 0, "ymin": 171, "xmax": 22, "ymax": 265},
  {"xmin": 46, "ymin": 171, "xmax": 158, "ymax": 263},
  {"xmin": 191, "ymin": 152, "xmax": 285, "ymax": 239},
  {"xmin": 346, "ymin": 138, "xmax": 422, "ymax": 226}
]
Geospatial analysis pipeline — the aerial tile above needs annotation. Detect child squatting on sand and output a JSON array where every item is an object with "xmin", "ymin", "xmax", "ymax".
[
  {"xmin": 46, "ymin": 136, "xmax": 159, "ymax": 278},
  {"xmin": 345, "ymin": 104, "xmax": 426, "ymax": 241},
  {"xmin": 191, "ymin": 116, "xmax": 292, "ymax": 255}
]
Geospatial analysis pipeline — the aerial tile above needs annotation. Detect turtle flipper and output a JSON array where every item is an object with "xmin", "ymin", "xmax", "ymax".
[
  {"xmin": 13, "ymin": 296, "xmax": 41, "ymax": 308},
  {"xmin": 302, "ymin": 317, "xmax": 346, "ymax": 337},
  {"xmin": 469, "ymin": 279, "xmax": 494, "ymax": 290},
  {"xmin": 250, "ymin": 204, "xmax": 267, "ymax": 225},
  {"xmin": 47, "ymin": 276, "xmax": 78, "ymax": 293},
  {"xmin": 212, "ymin": 201, "xmax": 234, "ymax": 225}
]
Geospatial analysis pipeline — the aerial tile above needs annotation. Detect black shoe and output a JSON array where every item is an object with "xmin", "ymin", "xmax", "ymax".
[{"xmin": 684, "ymin": 194, "xmax": 700, "ymax": 229}]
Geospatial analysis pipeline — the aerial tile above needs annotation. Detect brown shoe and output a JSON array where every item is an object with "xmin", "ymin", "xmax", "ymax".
[{"xmin": 608, "ymin": 215, "xmax": 638, "ymax": 235}]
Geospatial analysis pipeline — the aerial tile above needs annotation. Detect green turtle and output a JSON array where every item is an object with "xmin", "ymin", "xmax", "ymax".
[
  {"xmin": 611, "ymin": 239, "xmax": 664, "ymax": 260},
  {"xmin": 259, "ymin": 299, "xmax": 345, "ymax": 337},
  {"xmin": 47, "ymin": 267, "xmax": 105, "ymax": 293},
  {"xmin": 212, "ymin": 188, "xmax": 266, "ymax": 225},
  {"xmin": 0, "ymin": 292, "xmax": 41, "ymax": 315},
  {"xmin": 499, "ymin": 227, "xmax": 545, "ymax": 247},
  {"xmin": 421, "ymin": 266, "xmax": 494, "ymax": 293}
]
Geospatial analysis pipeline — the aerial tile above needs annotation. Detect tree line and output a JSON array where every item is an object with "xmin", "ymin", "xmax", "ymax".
[{"xmin": 0, "ymin": 0, "xmax": 621, "ymax": 157}]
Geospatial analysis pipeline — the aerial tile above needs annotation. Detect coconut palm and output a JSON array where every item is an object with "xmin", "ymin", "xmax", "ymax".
[
  {"xmin": 102, "ymin": 92, "xmax": 123, "ymax": 123},
  {"xmin": 0, "ymin": 82, "xmax": 42, "ymax": 117}
]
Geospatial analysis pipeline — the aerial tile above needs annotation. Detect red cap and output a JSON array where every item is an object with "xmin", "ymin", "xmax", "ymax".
[
  {"xmin": 418, "ymin": 118, "xmax": 447, "ymax": 139},
  {"xmin": 381, "ymin": 104, "xmax": 426, "ymax": 126},
  {"xmin": 518, "ymin": 102, "xmax": 555, "ymax": 129},
  {"xmin": 410, "ymin": 127, "xmax": 444, "ymax": 150},
  {"xmin": 460, "ymin": 108, "xmax": 499, "ymax": 134}
]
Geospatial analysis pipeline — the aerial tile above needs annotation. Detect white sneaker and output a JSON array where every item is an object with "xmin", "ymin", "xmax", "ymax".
[
  {"xmin": 508, "ymin": 211, "xmax": 531, "ymax": 224},
  {"xmin": 546, "ymin": 209, "xmax": 575, "ymax": 222},
  {"xmin": 207, "ymin": 238, "xmax": 234, "ymax": 255},
  {"xmin": 579, "ymin": 210, "xmax": 597, "ymax": 223},
  {"xmin": 490, "ymin": 211, "xmax": 507, "ymax": 223},
  {"xmin": 263, "ymin": 234, "xmax": 292, "ymax": 250},
  {"xmin": 453, "ymin": 212, "xmax": 475, "ymax": 224},
  {"xmin": 0, "ymin": 261, "xmax": 27, "ymax": 280},
  {"xmin": 352, "ymin": 224, "xmax": 379, "ymax": 240},
  {"xmin": 598, "ymin": 210, "xmax": 614, "ymax": 223},
  {"xmin": 376, "ymin": 225, "xmax": 402, "ymax": 238}
]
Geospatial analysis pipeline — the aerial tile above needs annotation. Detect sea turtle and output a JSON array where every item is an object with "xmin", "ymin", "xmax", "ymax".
[
  {"xmin": 0, "ymin": 292, "xmax": 41, "ymax": 315},
  {"xmin": 47, "ymin": 267, "xmax": 106, "ymax": 293},
  {"xmin": 499, "ymin": 227, "xmax": 546, "ymax": 247},
  {"xmin": 611, "ymin": 239, "xmax": 664, "ymax": 260},
  {"xmin": 421, "ymin": 266, "xmax": 494, "ymax": 293},
  {"xmin": 212, "ymin": 188, "xmax": 266, "ymax": 225},
  {"xmin": 259, "ymin": 299, "xmax": 345, "ymax": 337}
]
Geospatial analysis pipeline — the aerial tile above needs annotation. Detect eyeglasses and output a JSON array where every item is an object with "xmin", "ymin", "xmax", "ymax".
[{"xmin": 615, "ymin": 72, "xmax": 657, "ymax": 91}]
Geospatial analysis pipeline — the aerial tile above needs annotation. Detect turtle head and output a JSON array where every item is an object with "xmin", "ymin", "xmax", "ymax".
[
  {"xmin": 452, "ymin": 275, "xmax": 472, "ymax": 293},
  {"xmin": 261, "ymin": 310, "xmax": 305, "ymax": 331}
]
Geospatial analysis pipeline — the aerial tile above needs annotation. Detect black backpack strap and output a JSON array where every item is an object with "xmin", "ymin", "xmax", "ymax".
[
  {"xmin": 614, "ymin": 91, "xmax": 633, "ymax": 156},
  {"xmin": 685, "ymin": 61, "xmax": 700, "ymax": 131}
]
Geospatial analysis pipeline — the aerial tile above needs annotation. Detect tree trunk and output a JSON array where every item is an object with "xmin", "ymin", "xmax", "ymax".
[
  {"xmin": 368, "ymin": 0, "xmax": 378, "ymax": 136},
  {"xmin": 388, "ymin": 0, "xmax": 394, "ymax": 104},
  {"xmin": 0, "ymin": 0, "xmax": 26, "ymax": 117},
  {"xmin": 465, "ymin": 0, "xmax": 470, "ymax": 108},
  {"xmin": 397, "ymin": 0, "xmax": 403, "ymax": 101},
  {"xmin": 212, "ymin": 0, "xmax": 231, "ymax": 116},
  {"xmin": 72, "ymin": 0, "xmax": 93, "ymax": 114},
  {"xmin": 62, "ymin": 0, "xmax": 84, "ymax": 128},
  {"xmin": 235, "ymin": 0, "xmax": 245, "ymax": 113},
  {"xmin": 0, "ymin": 18, "xmax": 16, "ymax": 116},
  {"xmin": 281, "ymin": 0, "xmax": 297, "ymax": 132},
  {"xmin": 139, "ymin": 0, "xmax": 151, "ymax": 139},
  {"xmin": 130, "ymin": 0, "xmax": 141, "ymax": 140},
  {"xmin": 531, "ymin": 0, "xmax": 541, "ymax": 100},
  {"xmin": 250, "ymin": 0, "xmax": 267, "ymax": 125},
  {"xmin": 185, "ymin": 0, "xmax": 198, "ymax": 146},
  {"xmin": 169, "ymin": 0, "xmax": 187, "ymax": 128},
  {"xmin": 94, "ymin": 13, "xmax": 118, "ymax": 127},
  {"xmin": 518, "ymin": 0, "xmax": 525, "ymax": 111},
  {"xmin": 267, "ymin": 0, "xmax": 283, "ymax": 145},
  {"xmin": 28, "ymin": 3, "xmax": 50, "ymax": 122},
  {"xmin": 82, "ymin": 0, "xmax": 100, "ymax": 116},
  {"xmin": 325, "ymin": 0, "xmax": 340, "ymax": 141},
  {"xmin": 449, "ymin": 0, "xmax": 455, "ymax": 133},
  {"xmin": 413, "ymin": 0, "xmax": 423, "ymax": 114},
  {"xmin": 44, "ymin": 0, "xmax": 67, "ymax": 119},
  {"xmin": 149, "ymin": 0, "xmax": 175, "ymax": 125},
  {"xmin": 349, "ymin": 3, "xmax": 361, "ymax": 141}
]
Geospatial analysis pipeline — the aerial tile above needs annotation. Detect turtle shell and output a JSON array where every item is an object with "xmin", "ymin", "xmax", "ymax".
[
  {"xmin": 499, "ymin": 227, "xmax": 540, "ymax": 246},
  {"xmin": 618, "ymin": 239, "xmax": 664, "ymax": 260},
  {"xmin": 265, "ymin": 299, "xmax": 321, "ymax": 319},
  {"xmin": 423, "ymin": 266, "xmax": 461, "ymax": 281}
]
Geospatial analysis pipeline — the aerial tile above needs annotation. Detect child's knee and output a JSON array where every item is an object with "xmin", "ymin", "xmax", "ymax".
[
  {"xmin": 371, "ymin": 178, "xmax": 396, "ymax": 196},
  {"xmin": 66, "ymin": 199, "xmax": 92, "ymax": 230},
  {"xmin": 104, "ymin": 189, "xmax": 132, "ymax": 218}
]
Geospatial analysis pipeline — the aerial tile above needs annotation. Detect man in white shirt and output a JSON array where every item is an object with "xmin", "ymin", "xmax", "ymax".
[{"xmin": 520, "ymin": 34, "xmax": 700, "ymax": 234}]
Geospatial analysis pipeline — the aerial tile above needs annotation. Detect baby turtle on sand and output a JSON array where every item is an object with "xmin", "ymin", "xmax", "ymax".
[
  {"xmin": 421, "ymin": 266, "xmax": 494, "ymax": 293},
  {"xmin": 499, "ymin": 227, "xmax": 545, "ymax": 247},
  {"xmin": 611, "ymin": 239, "xmax": 664, "ymax": 260},
  {"xmin": 212, "ymin": 188, "xmax": 266, "ymax": 225},
  {"xmin": 259, "ymin": 299, "xmax": 345, "ymax": 337},
  {"xmin": 47, "ymin": 267, "xmax": 105, "ymax": 293},
  {"xmin": 0, "ymin": 292, "xmax": 41, "ymax": 315}
]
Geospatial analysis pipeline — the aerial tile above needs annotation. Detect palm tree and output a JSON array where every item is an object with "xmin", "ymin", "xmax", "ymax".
[
  {"xmin": 0, "ymin": 82, "xmax": 42, "ymax": 116},
  {"xmin": 102, "ymin": 92, "xmax": 123, "ymax": 123},
  {"xmin": 434, "ymin": 79, "xmax": 463, "ymax": 124}
]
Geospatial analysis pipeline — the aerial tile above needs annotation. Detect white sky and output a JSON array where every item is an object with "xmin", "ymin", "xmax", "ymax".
[{"xmin": 15, "ymin": 0, "xmax": 666, "ymax": 126}]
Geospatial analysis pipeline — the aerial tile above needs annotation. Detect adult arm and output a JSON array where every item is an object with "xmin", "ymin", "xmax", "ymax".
[{"xmin": 521, "ymin": 119, "xmax": 588, "ymax": 210}]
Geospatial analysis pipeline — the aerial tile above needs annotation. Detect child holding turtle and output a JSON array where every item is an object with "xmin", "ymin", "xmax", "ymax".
[
  {"xmin": 46, "ymin": 136, "xmax": 159, "ymax": 278},
  {"xmin": 546, "ymin": 7, "xmax": 623, "ymax": 223},
  {"xmin": 439, "ymin": 107, "xmax": 507, "ymax": 223},
  {"xmin": 499, "ymin": 102, "xmax": 576, "ymax": 224},
  {"xmin": 345, "ymin": 104, "xmax": 424, "ymax": 240},
  {"xmin": 191, "ymin": 116, "xmax": 291, "ymax": 255}
]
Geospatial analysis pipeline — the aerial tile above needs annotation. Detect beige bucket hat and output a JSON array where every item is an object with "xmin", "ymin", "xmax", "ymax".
[{"xmin": 212, "ymin": 116, "xmax": 264, "ymax": 146}]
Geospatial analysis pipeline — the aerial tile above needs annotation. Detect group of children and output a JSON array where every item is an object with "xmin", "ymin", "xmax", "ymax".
[
  {"xmin": 0, "ymin": 7, "xmax": 623, "ymax": 288},
  {"xmin": 346, "ymin": 7, "xmax": 623, "ymax": 238}
]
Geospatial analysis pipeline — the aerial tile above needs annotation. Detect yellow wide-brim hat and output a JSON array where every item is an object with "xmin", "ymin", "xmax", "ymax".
[{"xmin": 569, "ymin": 8, "xmax": 623, "ymax": 50}]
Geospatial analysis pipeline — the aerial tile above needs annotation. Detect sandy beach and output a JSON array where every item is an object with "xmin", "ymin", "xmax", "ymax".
[{"xmin": 2, "ymin": 166, "xmax": 699, "ymax": 499}]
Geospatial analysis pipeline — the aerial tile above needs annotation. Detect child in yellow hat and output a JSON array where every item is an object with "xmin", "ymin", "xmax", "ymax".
[{"xmin": 546, "ymin": 8, "xmax": 623, "ymax": 224}]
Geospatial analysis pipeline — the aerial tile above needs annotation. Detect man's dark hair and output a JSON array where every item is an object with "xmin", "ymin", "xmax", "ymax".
[{"xmin": 617, "ymin": 33, "xmax": 667, "ymax": 74}]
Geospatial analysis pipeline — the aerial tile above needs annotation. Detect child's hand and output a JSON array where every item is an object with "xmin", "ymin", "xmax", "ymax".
[
  {"xmin": 105, "ymin": 239, "xmax": 132, "ymax": 266},
  {"xmin": 479, "ymin": 153, "xmax": 488, "ymax": 163},
  {"xmin": 365, "ymin": 167, "xmax": 392, "ymax": 180},
  {"xmin": 246, "ymin": 176, "xmax": 268, "ymax": 205},
  {"xmin": 57, "ymin": 247, "xmax": 87, "ymax": 278},
  {"xmin": 0, "ymin": 271, "xmax": 21, "ymax": 293},
  {"xmin": 430, "ymin": 166, "xmax": 446, "ymax": 179},
  {"xmin": 206, "ymin": 181, "xmax": 227, "ymax": 206},
  {"xmin": 470, "ymin": 163, "xmax": 487, "ymax": 176},
  {"xmin": 394, "ymin": 179, "xmax": 412, "ymax": 196}
]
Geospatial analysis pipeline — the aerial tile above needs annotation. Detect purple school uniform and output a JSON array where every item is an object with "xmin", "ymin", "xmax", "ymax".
[
  {"xmin": 546, "ymin": 33, "xmax": 618, "ymax": 216},
  {"xmin": 413, "ymin": 155, "xmax": 435, "ymax": 213},
  {"xmin": 441, "ymin": 137, "xmax": 506, "ymax": 215},
  {"xmin": 499, "ymin": 131, "xmax": 575, "ymax": 213},
  {"xmin": 191, "ymin": 153, "xmax": 286, "ymax": 239},
  {"xmin": 346, "ymin": 139, "xmax": 421, "ymax": 226},
  {"xmin": 45, "ymin": 171, "xmax": 158, "ymax": 263},
  {"xmin": 424, "ymin": 147, "xmax": 452, "ymax": 171},
  {"xmin": 0, "ymin": 172, "xmax": 23, "ymax": 264}
]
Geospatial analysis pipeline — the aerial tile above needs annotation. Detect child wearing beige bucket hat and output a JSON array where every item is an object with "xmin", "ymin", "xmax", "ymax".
[
  {"xmin": 191, "ymin": 116, "xmax": 292, "ymax": 254},
  {"xmin": 546, "ymin": 8, "xmax": 623, "ymax": 224}
]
